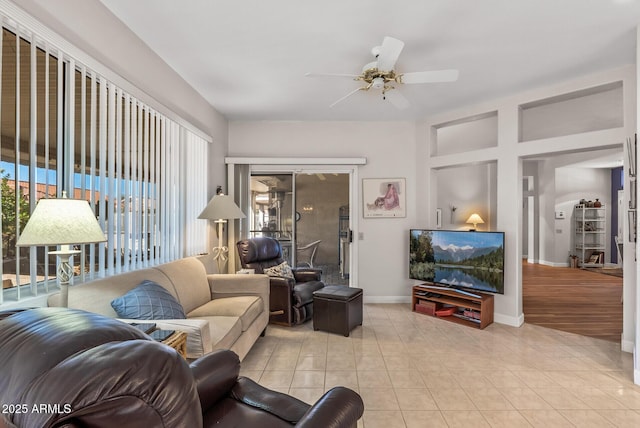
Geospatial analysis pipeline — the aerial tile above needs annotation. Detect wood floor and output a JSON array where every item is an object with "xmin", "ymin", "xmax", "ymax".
[{"xmin": 523, "ymin": 261, "xmax": 623, "ymax": 342}]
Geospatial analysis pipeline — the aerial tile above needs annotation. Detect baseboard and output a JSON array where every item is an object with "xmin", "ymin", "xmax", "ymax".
[
  {"xmin": 621, "ymin": 336, "xmax": 634, "ymax": 353},
  {"xmin": 363, "ymin": 296, "xmax": 411, "ymax": 304},
  {"xmin": 538, "ymin": 259, "xmax": 569, "ymax": 268},
  {"xmin": 494, "ymin": 312, "xmax": 524, "ymax": 327}
]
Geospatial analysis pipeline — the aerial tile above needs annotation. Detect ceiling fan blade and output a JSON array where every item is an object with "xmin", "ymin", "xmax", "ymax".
[
  {"xmin": 305, "ymin": 72, "xmax": 360, "ymax": 79},
  {"xmin": 400, "ymin": 69, "xmax": 459, "ymax": 84},
  {"xmin": 376, "ymin": 36, "xmax": 404, "ymax": 72},
  {"xmin": 329, "ymin": 87, "xmax": 365, "ymax": 108},
  {"xmin": 384, "ymin": 90, "xmax": 410, "ymax": 110}
]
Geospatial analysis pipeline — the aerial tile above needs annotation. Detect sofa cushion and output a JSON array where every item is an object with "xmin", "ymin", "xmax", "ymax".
[
  {"xmin": 187, "ymin": 296, "xmax": 262, "ymax": 332},
  {"xmin": 48, "ymin": 268, "xmax": 175, "ymax": 317},
  {"xmin": 111, "ymin": 280, "xmax": 187, "ymax": 320},
  {"xmin": 263, "ymin": 261, "xmax": 294, "ymax": 279},
  {"xmin": 154, "ymin": 258, "xmax": 212, "ymax": 314}
]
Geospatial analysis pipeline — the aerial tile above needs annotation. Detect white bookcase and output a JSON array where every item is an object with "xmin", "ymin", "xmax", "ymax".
[{"xmin": 574, "ymin": 203, "xmax": 606, "ymax": 267}]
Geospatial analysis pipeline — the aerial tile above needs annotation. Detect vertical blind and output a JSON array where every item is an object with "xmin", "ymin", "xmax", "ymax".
[{"xmin": 0, "ymin": 11, "xmax": 209, "ymax": 305}]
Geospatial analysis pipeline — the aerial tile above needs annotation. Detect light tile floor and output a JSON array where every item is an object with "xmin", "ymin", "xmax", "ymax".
[{"xmin": 240, "ymin": 303, "xmax": 640, "ymax": 427}]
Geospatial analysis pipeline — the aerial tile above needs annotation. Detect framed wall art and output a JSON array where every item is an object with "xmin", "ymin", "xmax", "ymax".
[{"xmin": 362, "ymin": 178, "xmax": 406, "ymax": 218}]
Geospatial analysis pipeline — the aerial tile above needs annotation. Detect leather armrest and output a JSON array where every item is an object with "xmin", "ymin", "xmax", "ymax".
[
  {"xmin": 190, "ymin": 350, "xmax": 240, "ymax": 412},
  {"xmin": 293, "ymin": 269, "xmax": 322, "ymax": 282},
  {"xmin": 296, "ymin": 387, "xmax": 364, "ymax": 428},
  {"xmin": 268, "ymin": 276, "xmax": 295, "ymax": 289},
  {"xmin": 230, "ymin": 377, "xmax": 310, "ymax": 423}
]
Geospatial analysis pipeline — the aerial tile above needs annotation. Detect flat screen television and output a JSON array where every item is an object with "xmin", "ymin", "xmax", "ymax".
[{"xmin": 410, "ymin": 229, "xmax": 505, "ymax": 295}]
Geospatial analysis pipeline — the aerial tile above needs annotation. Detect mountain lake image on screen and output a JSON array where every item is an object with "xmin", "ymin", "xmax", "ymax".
[{"xmin": 409, "ymin": 229, "xmax": 505, "ymax": 294}]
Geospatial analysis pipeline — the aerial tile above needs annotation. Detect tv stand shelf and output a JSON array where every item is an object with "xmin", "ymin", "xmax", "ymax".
[{"xmin": 412, "ymin": 284, "xmax": 494, "ymax": 329}]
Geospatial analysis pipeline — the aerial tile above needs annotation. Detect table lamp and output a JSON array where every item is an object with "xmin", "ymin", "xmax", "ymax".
[
  {"xmin": 198, "ymin": 193, "xmax": 246, "ymax": 273},
  {"xmin": 15, "ymin": 193, "xmax": 106, "ymax": 307},
  {"xmin": 466, "ymin": 213, "xmax": 484, "ymax": 231}
]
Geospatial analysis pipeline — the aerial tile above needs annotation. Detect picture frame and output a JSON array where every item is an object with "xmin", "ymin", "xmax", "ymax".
[{"xmin": 362, "ymin": 178, "xmax": 406, "ymax": 218}]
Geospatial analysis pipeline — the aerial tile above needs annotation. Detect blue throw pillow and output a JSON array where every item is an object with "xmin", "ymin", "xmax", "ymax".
[{"xmin": 111, "ymin": 280, "xmax": 186, "ymax": 320}]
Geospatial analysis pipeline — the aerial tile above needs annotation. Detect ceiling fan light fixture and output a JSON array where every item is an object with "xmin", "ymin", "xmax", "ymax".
[
  {"xmin": 307, "ymin": 36, "xmax": 458, "ymax": 109},
  {"xmin": 372, "ymin": 77, "xmax": 385, "ymax": 89}
]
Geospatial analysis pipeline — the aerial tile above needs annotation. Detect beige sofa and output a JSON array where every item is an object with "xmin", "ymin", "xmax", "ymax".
[{"xmin": 47, "ymin": 257, "xmax": 269, "ymax": 361}]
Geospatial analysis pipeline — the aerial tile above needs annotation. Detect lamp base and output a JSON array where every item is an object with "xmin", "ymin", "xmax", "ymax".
[
  {"xmin": 49, "ymin": 248, "xmax": 81, "ymax": 308},
  {"xmin": 212, "ymin": 219, "xmax": 229, "ymax": 273}
]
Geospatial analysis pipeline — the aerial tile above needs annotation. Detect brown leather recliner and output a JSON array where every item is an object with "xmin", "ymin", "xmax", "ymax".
[
  {"xmin": 0, "ymin": 307, "xmax": 364, "ymax": 428},
  {"xmin": 237, "ymin": 237, "xmax": 325, "ymax": 326}
]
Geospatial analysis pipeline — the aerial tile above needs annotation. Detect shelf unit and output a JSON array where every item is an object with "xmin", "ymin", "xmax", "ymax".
[
  {"xmin": 574, "ymin": 203, "xmax": 606, "ymax": 267},
  {"xmin": 411, "ymin": 284, "xmax": 494, "ymax": 329}
]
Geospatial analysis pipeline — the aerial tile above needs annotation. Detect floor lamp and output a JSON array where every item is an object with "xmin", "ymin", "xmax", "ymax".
[
  {"xmin": 198, "ymin": 193, "xmax": 246, "ymax": 273},
  {"xmin": 15, "ymin": 194, "xmax": 106, "ymax": 307}
]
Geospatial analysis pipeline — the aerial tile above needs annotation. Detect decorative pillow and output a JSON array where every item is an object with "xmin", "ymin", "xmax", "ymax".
[
  {"xmin": 111, "ymin": 280, "xmax": 187, "ymax": 320},
  {"xmin": 263, "ymin": 261, "xmax": 295, "ymax": 279}
]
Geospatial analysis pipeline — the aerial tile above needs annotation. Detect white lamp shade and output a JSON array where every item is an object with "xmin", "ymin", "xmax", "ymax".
[
  {"xmin": 198, "ymin": 194, "xmax": 246, "ymax": 220},
  {"xmin": 466, "ymin": 213, "xmax": 485, "ymax": 225},
  {"xmin": 16, "ymin": 198, "xmax": 106, "ymax": 247}
]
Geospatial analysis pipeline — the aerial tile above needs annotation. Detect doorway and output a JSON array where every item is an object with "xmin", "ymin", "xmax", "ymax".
[
  {"xmin": 521, "ymin": 150, "xmax": 625, "ymax": 342},
  {"xmin": 248, "ymin": 171, "xmax": 351, "ymax": 285}
]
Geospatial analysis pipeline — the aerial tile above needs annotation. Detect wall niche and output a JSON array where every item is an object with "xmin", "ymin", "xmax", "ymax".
[
  {"xmin": 433, "ymin": 111, "xmax": 498, "ymax": 157},
  {"xmin": 519, "ymin": 81, "xmax": 623, "ymax": 142}
]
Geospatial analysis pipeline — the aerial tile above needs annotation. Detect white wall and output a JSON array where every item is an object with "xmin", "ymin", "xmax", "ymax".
[
  {"xmin": 533, "ymin": 150, "xmax": 619, "ymax": 266},
  {"xmin": 556, "ymin": 167, "xmax": 611, "ymax": 264},
  {"xmin": 229, "ymin": 121, "xmax": 417, "ymax": 301},
  {"xmin": 435, "ymin": 163, "xmax": 497, "ymax": 231},
  {"xmin": 424, "ymin": 65, "xmax": 636, "ymax": 328}
]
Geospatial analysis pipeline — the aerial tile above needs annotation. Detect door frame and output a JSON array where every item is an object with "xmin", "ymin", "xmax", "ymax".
[{"xmin": 226, "ymin": 157, "xmax": 366, "ymax": 287}]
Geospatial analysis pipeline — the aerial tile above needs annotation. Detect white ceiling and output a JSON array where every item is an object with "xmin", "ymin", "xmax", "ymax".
[{"xmin": 99, "ymin": 0, "xmax": 640, "ymax": 122}]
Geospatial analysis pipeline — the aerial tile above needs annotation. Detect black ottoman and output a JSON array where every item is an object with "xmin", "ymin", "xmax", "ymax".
[{"xmin": 313, "ymin": 285, "xmax": 363, "ymax": 337}]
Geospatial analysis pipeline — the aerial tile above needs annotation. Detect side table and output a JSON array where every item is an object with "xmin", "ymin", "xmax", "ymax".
[{"xmin": 161, "ymin": 331, "xmax": 187, "ymax": 359}]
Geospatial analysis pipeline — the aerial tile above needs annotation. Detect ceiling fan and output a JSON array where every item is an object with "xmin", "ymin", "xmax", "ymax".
[{"xmin": 306, "ymin": 36, "xmax": 459, "ymax": 109}]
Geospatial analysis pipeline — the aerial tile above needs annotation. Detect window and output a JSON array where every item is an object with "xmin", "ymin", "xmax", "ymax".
[{"xmin": 0, "ymin": 16, "xmax": 208, "ymax": 305}]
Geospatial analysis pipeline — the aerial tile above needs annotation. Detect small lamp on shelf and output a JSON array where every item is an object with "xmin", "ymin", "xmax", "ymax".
[
  {"xmin": 466, "ymin": 213, "xmax": 484, "ymax": 231},
  {"xmin": 15, "ymin": 193, "xmax": 106, "ymax": 307},
  {"xmin": 198, "ymin": 193, "xmax": 246, "ymax": 273}
]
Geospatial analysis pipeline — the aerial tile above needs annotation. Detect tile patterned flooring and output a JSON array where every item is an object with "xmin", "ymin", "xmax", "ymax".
[{"xmin": 240, "ymin": 303, "xmax": 640, "ymax": 427}]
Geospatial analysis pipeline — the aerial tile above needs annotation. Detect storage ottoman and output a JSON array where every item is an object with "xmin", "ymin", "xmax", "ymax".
[{"xmin": 313, "ymin": 285, "xmax": 363, "ymax": 337}]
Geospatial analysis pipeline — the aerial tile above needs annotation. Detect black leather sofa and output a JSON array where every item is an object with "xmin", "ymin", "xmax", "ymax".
[
  {"xmin": 237, "ymin": 237, "xmax": 325, "ymax": 325},
  {"xmin": 0, "ymin": 307, "xmax": 363, "ymax": 428}
]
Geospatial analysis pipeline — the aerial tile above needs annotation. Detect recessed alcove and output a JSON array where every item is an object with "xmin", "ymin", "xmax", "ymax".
[
  {"xmin": 433, "ymin": 161, "xmax": 497, "ymax": 231},
  {"xmin": 432, "ymin": 111, "xmax": 498, "ymax": 157},
  {"xmin": 519, "ymin": 81, "xmax": 623, "ymax": 142}
]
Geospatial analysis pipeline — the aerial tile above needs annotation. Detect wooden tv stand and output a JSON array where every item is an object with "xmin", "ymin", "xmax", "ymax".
[{"xmin": 412, "ymin": 284, "xmax": 494, "ymax": 329}]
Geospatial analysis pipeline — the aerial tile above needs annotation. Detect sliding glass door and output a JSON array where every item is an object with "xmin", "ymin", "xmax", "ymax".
[{"xmin": 247, "ymin": 171, "xmax": 350, "ymax": 285}]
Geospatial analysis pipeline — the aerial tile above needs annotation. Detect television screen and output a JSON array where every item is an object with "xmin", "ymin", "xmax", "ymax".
[{"xmin": 410, "ymin": 229, "xmax": 505, "ymax": 294}]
